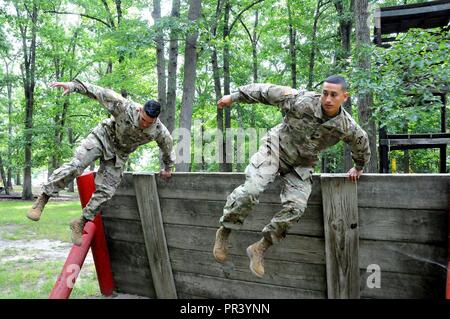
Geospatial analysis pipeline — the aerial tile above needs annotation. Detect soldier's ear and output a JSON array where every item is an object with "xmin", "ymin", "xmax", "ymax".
[{"xmin": 343, "ymin": 91, "xmax": 349, "ymax": 102}]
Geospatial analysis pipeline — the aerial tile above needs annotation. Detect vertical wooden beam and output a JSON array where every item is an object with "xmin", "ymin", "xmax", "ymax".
[
  {"xmin": 446, "ymin": 182, "xmax": 450, "ymax": 299},
  {"xmin": 440, "ymin": 94, "xmax": 447, "ymax": 173},
  {"xmin": 134, "ymin": 173, "xmax": 177, "ymax": 299},
  {"xmin": 379, "ymin": 127, "xmax": 389, "ymax": 173},
  {"xmin": 321, "ymin": 174, "xmax": 360, "ymax": 299}
]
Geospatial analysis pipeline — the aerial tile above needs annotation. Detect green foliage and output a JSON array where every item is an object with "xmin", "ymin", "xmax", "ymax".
[
  {"xmin": 1, "ymin": 0, "xmax": 448, "ymax": 177},
  {"xmin": 362, "ymin": 28, "xmax": 448, "ymax": 133}
]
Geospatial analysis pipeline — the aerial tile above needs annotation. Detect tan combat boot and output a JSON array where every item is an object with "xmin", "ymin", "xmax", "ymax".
[
  {"xmin": 70, "ymin": 216, "xmax": 88, "ymax": 246},
  {"xmin": 27, "ymin": 193, "xmax": 50, "ymax": 221},
  {"xmin": 246, "ymin": 238, "xmax": 272, "ymax": 278},
  {"xmin": 213, "ymin": 226, "xmax": 231, "ymax": 262}
]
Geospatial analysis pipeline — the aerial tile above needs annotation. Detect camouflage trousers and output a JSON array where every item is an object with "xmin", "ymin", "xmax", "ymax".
[
  {"xmin": 42, "ymin": 133, "xmax": 124, "ymax": 221},
  {"xmin": 220, "ymin": 143, "xmax": 313, "ymax": 244}
]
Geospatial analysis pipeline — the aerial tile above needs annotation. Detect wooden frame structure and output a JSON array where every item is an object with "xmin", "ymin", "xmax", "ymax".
[
  {"xmin": 374, "ymin": 0, "xmax": 450, "ymax": 173},
  {"xmin": 99, "ymin": 172, "xmax": 448, "ymax": 299}
]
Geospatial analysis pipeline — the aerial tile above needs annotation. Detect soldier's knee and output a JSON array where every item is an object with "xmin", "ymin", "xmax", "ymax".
[{"xmin": 243, "ymin": 180, "xmax": 264, "ymax": 197}]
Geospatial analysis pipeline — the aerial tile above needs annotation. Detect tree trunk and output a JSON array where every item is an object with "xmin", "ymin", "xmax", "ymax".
[
  {"xmin": 5, "ymin": 60, "xmax": 13, "ymax": 190},
  {"xmin": 335, "ymin": 0, "xmax": 354, "ymax": 171},
  {"xmin": 165, "ymin": 0, "xmax": 181, "ymax": 134},
  {"xmin": 18, "ymin": 3, "xmax": 38, "ymax": 200},
  {"xmin": 287, "ymin": 0, "xmax": 297, "ymax": 88},
  {"xmin": 222, "ymin": 0, "xmax": 232, "ymax": 172},
  {"xmin": 308, "ymin": 0, "xmax": 321, "ymax": 90},
  {"xmin": 176, "ymin": 0, "xmax": 202, "ymax": 172},
  {"xmin": 16, "ymin": 171, "xmax": 21, "ymax": 186},
  {"xmin": 334, "ymin": 0, "xmax": 353, "ymax": 69},
  {"xmin": 153, "ymin": 0, "xmax": 167, "ymax": 113},
  {"xmin": 0, "ymin": 153, "xmax": 10, "ymax": 195},
  {"xmin": 252, "ymin": 10, "xmax": 259, "ymax": 83},
  {"xmin": 211, "ymin": 0, "xmax": 224, "ymax": 171},
  {"xmin": 211, "ymin": 49, "xmax": 224, "ymax": 170},
  {"xmin": 67, "ymin": 127, "xmax": 75, "ymax": 192},
  {"xmin": 354, "ymin": 0, "xmax": 377, "ymax": 172}
]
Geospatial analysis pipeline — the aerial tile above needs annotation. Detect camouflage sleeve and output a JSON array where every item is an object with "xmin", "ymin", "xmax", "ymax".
[
  {"xmin": 68, "ymin": 79, "xmax": 126, "ymax": 117},
  {"xmin": 344, "ymin": 123, "xmax": 371, "ymax": 171},
  {"xmin": 155, "ymin": 120, "xmax": 176, "ymax": 171},
  {"xmin": 231, "ymin": 83, "xmax": 297, "ymax": 111}
]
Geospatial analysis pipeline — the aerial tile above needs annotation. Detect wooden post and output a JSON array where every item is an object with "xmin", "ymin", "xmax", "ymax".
[
  {"xmin": 446, "ymin": 182, "xmax": 450, "ymax": 299},
  {"xmin": 134, "ymin": 173, "xmax": 177, "ymax": 299},
  {"xmin": 321, "ymin": 174, "xmax": 360, "ymax": 299},
  {"xmin": 440, "ymin": 94, "xmax": 447, "ymax": 173}
]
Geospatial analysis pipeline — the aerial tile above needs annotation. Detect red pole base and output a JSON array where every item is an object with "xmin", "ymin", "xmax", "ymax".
[
  {"xmin": 49, "ymin": 222, "xmax": 96, "ymax": 299},
  {"xmin": 49, "ymin": 171, "xmax": 115, "ymax": 299},
  {"xmin": 76, "ymin": 171, "xmax": 115, "ymax": 296}
]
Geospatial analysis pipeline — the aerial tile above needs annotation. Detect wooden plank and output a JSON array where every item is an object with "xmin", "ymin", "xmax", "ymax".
[
  {"xmin": 113, "ymin": 273, "xmax": 156, "ymax": 298},
  {"xmin": 155, "ymin": 173, "xmax": 322, "ymax": 204},
  {"xmin": 160, "ymin": 198, "xmax": 324, "ymax": 237},
  {"xmin": 360, "ymin": 270, "xmax": 446, "ymax": 299},
  {"xmin": 134, "ymin": 173, "xmax": 177, "ymax": 299},
  {"xmin": 168, "ymin": 247, "xmax": 326, "ymax": 292},
  {"xmin": 164, "ymin": 224, "xmax": 326, "ymax": 265},
  {"xmin": 103, "ymin": 218, "xmax": 144, "ymax": 243},
  {"xmin": 380, "ymin": 138, "xmax": 450, "ymax": 146},
  {"xmin": 359, "ymin": 239, "xmax": 447, "ymax": 277},
  {"xmin": 103, "ymin": 218, "xmax": 446, "ymax": 277},
  {"xmin": 101, "ymin": 195, "xmax": 140, "ymax": 220},
  {"xmin": 356, "ymin": 174, "xmax": 449, "ymax": 209},
  {"xmin": 446, "ymin": 182, "xmax": 450, "ymax": 299},
  {"xmin": 106, "ymin": 240, "xmax": 150, "ymax": 268},
  {"xmin": 177, "ymin": 293, "xmax": 207, "ymax": 299},
  {"xmin": 102, "ymin": 220, "xmax": 326, "ymax": 265},
  {"xmin": 359, "ymin": 207, "xmax": 447, "ymax": 244},
  {"xmin": 116, "ymin": 173, "xmax": 449, "ymax": 209},
  {"xmin": 321, "ymin": 175, "xmax": 360, "ymax": 299},
  {"xmin": 106, "ymin": 240, "xmax": 156, "ymax": 297},
  {"xmin": 104, "ymin": 219, "xmax": 447, "ymax": 276},
  {"xmin": 113, "ymin": 173, "xmax": 136, "ymax": 196},
  {"xmin": 173, "ymin": 272, "xmax": 326, "ymax": 299}
]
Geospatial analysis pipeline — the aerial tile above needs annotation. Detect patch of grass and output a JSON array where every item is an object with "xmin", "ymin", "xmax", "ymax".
[
  {"xmin": 0, "ymin": 260, "xmax": 100, "ymax": 299},
  {"xmin": 0, "ymin": 199, "xmax": 103, "ymax": 299},
  {"xmin": 9, "ymin": 185, "xmax": 78, "ymax": 197},
  {"xmin": 0, "ymin": 200, "xmax": 82, "ymax": 242}
]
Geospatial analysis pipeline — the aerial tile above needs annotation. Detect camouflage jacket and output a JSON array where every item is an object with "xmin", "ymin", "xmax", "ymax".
[
  {"xmin": 231, "ymin": 83, "xmax": 371, "ymax": 170},
  {"xmin": 68, "ymin": 79, "xmax": 175, "ymax": 170}
]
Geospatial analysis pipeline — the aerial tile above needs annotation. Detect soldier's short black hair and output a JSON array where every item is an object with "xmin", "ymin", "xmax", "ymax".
[
  {"xmin": 324, "ymin": 75, "xmax": 349, "ymax": 91},
  {"xmin": 144, "ymin": 100, "xmax": 161, "ymax": 118}
]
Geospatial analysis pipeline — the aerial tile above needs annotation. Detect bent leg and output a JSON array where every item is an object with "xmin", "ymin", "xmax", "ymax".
[
  {"xmin": 220, "ymin": 144, "xmax": 279, "ymax": 230},
  {"xmin": 42, "ymin": 134, "xmax": 102, "ymax": 196},
  {"xmin": 83, "ymin": 158, "xmax": 123, "ymax": 221},
  {"xmin": 262, "ymin": 169, "xmax": 312, "ymax": 244}
]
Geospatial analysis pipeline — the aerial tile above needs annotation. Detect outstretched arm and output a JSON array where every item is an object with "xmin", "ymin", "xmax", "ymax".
[
  {"xmin": 50, "ymin": 79, "xmax": 126, "ymax": 117},
  {"xmin": 345, "ymin": 124, "xmax": 371, "ymax": 182},
  {"xmin": 155, "ymin": 120, "xmax": 176, "ymax": 181},
  {"xmin": 217, "ymin": 84, "xmax": 297, "ymax": 111}
]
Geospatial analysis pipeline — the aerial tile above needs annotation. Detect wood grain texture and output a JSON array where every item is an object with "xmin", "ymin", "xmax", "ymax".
[
  {"xmin": 321, "ymin": 175, "xmax": 360, "ymax": 299},
  {"xmin": 134, "ymin": 173, "xmax": 177, "ymax": 299}
]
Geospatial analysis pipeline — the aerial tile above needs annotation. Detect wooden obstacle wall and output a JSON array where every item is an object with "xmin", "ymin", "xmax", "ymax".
[{"xmin": 100, "ymin": 173, "xmax": 449, "ymax": 299}]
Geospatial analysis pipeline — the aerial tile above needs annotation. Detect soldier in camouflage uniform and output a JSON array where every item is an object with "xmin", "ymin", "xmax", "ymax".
[
  {"xmin": 213, "ymin": 75, "xmax": 371, "ymax": 278},
  {"xmin": 27, "ymin": 79, "xmax": 175, "ymax": 246}
]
